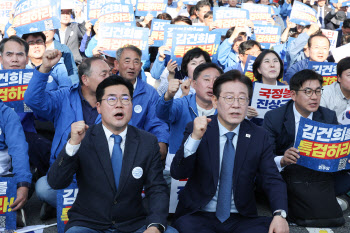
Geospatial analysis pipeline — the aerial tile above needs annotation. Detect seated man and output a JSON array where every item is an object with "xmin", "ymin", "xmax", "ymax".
[
  {"xmin": 171, "ymin": 70, "xmax": 289, "ymax": 233},
  {"xmin": 285, "ymin": 34, "xmax": 330, "ymax": 84},
  {"xmin": 0, "ymin": 100, "xmax": 32, "ymax": 215},
  {"xmin": 48, "ymin": 76, "xmax": 177, "ymax": 233},
  {"xmin": 263, "ymin": 69, "xmax": 350, "ymax": 226},
  {"xmin": 321, "ymin": 57, "xmax": 350, "ymax": 123}
]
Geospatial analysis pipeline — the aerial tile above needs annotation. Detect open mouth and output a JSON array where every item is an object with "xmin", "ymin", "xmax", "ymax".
[{"xmin": 114, "ymin": 112, "xmax": 124, "ymax": 119}]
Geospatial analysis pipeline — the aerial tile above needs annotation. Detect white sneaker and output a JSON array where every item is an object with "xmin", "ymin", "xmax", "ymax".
[{"xmin": 337, "ymin": 197, "xmax": 348, "ymax": 212}]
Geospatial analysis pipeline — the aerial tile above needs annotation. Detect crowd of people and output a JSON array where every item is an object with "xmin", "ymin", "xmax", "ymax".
[{"xmin": 0, "ymin": 0, "xmax": 350, "ymax": 232}]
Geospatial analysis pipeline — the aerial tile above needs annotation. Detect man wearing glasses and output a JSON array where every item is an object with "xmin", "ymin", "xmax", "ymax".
[
  {"xmin": 263, "ymin": 69, "xmax": 350, "ymax": 226},
  {"xmin": 47, "ymin": 77, "xmax": 178, "ymax": 233},
  {"xmin": 171, "ymin": 70, "xmax": 289, "ymax": 233}
]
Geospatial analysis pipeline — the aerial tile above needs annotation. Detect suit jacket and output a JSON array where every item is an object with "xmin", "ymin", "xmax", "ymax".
[
  {"xmin": 263, "ymin": 100, "xmax": 338, "ymax": 157},
  {"xmin": 57, "ymin": 22, "xmax": 86, "ymax": 65},
  {"xmin": 47, "ymin": 123, "xmax": 169, "ymax": 232},
  {"xmin": 312, "ymin": 4, "xmax": 332, "ymax": 22},
  {"xmin": 170, "ymin": 115, "xmax": 288, "ymax": 219}
]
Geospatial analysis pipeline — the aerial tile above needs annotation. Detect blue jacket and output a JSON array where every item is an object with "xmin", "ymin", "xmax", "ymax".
[
  {"xmin": 45, "ymin": 61, "xmax": 72, "ymax": 91},
  {"xmin": 131, "ymin": 78, "xmax": 170, "ymax": 144},
  {"xmin": 286, "ymin": 32, "xmax": 309, "ymax": 69},
  {"xmin": 85, "ymin": 36, "xmax": 98, "ymax": 58},
  {"xmin": 0, "ymin": 101, "xmax": 32, "ymax": 184},
  {"xmin": 284, "ymin": 58, "xmax": 310, "ymax": 84},
  {"xmin": 217, "ymin": 39, "xmax": 239, "ymax": 70},
  {"xmin": 156, "ymin": 94, "xmax": 205, "ymax": 154},
  {"xmin": 224, "ymin": 61, "xmax": 244, "ymax": 73},
  {"xmin": 53, "ymin": 40, "xmax": 79, "ymax": 85}
]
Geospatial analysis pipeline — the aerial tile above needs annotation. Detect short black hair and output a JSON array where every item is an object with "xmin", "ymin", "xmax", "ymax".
[
  {"xmin": 193, "ymin": 63, "xmax": 223, "ymax": 80},
  {"xmin": 0, "ymin": 35, "xmax": 29, "ymax": 56},
  {"xmin": 157, "ymin": 13, "xmax": 172, "ymax": 20},
  {"xmin": 78, "ymin": 57, "xmax": 104, "ymax": 85},
  {"xmin": 238, "ymin": 40, "xmax": 261, "ymax": 55},
  {"xmin": 337, "ymin": 57, "xmax": 350, "ymax": 80},
  {"xmin": 225, "ymin": 27, "xmax": 247, "ymax": 40},
  {"xmin": 213, "ymin": 70, "xmax": 253, "ymax": 99},
  {"xmin": 96, "ymin": 75, "xmax": 134, "ymax": 103},
  {"xmin": 343, "ymin": 18, "xmax": 350, "ymax": 29},
  {"xmin": 195, "ymin": 0, "xmax": 211, "ymax": 11},
  {"xmin": 308, "ymin": 33, "xmax": 330, "ymax": 48},
  {"xmin": 181, "ymin": 47, "xmax": 211, "ymax": 77},
  {"xmin": 289, "ymin": 69, "xmax": 323, "ymax": 91},
  {"xmin": 253, "ymin": 50, "xmax": 284, "ymax": 82},
  {"xmin": 22, "ymin": 32, "xmax": 46, "ymax": 43},
  {"xmin": 171, "ymin": 16, "xmax": 192, "ymax": 25}
]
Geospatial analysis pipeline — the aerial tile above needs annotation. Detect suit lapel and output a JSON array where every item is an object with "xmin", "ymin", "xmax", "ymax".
[
  {"xmin": 205, "ymin": 116, "xmax": 220, "ymax": 186},
  {"xmin": 116, "ymin": 125, "xmax": 139, "ymax": 197},
  {"xmin": 233, "ymin": 121, "xmax": 252, "ymax": 186},
  {"xmin": 283, "ymin": 102, "xmax": 295, "ymax": 143},
  {"xmin": 93, "ymin": 123, "xmax": 116, "ymax": 192},
  {"xmin": 64, "ymin": 25, "xmax": 72, "ymax": 44}
]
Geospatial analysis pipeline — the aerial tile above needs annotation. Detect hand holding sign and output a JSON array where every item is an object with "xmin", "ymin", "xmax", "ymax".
[
  {"xmin": 167, "ymin": 59, "xmax": 178, "ymax": 75},
  {"xmin": 192, "ymin": 116, "xmax": 212, "ymax": 140},
  {"xmin": 10, "ymin": 186, "xmax": 28, "ymax": 211},
  {"xmin": 40, "ymin": 49, "xmax": 62, "ymax": 74},
  {"xmin": 281, "ymin": 147, "xmax": 300, "ymax": 167},
  {"xmin": 158, "ymin": 46, "xmax": 170, "ymax": 62}
]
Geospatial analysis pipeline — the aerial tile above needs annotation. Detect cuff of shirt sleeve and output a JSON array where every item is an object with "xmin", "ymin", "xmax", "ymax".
[
  {"xmin": 17, "ymin": 182, "xmax": 31, "ymax": 189},
  {"xmin": 274, "ymin": 156, "xmax": 285, "ymax": 172},
  {"xmin": 65, "ymin": 141, "xmax": 81, "ymax": 156},
  {"xmin": 184, "ymin": 134, "xmax": 201, "ymax": 158}
]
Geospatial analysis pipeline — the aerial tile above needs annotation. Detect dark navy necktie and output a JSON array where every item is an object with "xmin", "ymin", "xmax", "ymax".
[
  {"xmin": 111, "ymin": 135, "xmax": 123, "ymax": 189},
  {"xmin": 216, "ymin": 132, "xmax": 236, "ymax": 223}
]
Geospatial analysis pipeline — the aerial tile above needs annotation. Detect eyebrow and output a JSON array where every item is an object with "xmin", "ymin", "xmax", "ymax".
[{"xmin": 5, "ymin": 51, "xmax": 24, "ymax": 55}]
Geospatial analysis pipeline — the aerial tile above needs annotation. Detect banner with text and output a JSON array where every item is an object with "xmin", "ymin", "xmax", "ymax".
[
  {"xmin": 57, "ymin": 181, "xmax": 78, "ymax": 233},
  {"xmin": 251, "ymin": 83, "xmax": 291, "ymax": 119},
  {"xmin": 169, "ymin": 178, "xmax": 187, "ymax": 213},
  {"xmin": 321, "ymin": 29, "xmax": 338, "ymax": 51},
  {"xmin": 0, "ymin": 69, "xmax": 33, "ymax": 113},
  {"xmin": 0, "ymin": 177, "xmax": 17, "ymax": 231},
  {"xmin": 241, "ymin": 3, "xmax": 271, "ymax": 25},
  {"xmin": 308, "ymin": 61, "xmax": 337, "ymax": 86},
  {"xmin": 98, "ymin": 23, "xmax": 149, "ymax": 60},
  {"xmin": 254, "ymin": 24, "xmax": 281, "ymax": 49},
  {"xmin": 295, "ymin": 118, "xmax": 350, "ymax": 172},
  {"xmin": 171, "ymin": 30, "xmax": 221, "ymax": 66},
  {"xmin": 12, "ymin": 0, "xmax": 61, "ymax": 34},
  {"xmin": 213, "ymin": 7, "xmax": 250, "ymax": 35},
  {"xmin": 150, "ymin": 19, "xmax": 171, "ymax": 47},
  {"xmin": 289, "ymin": 1, "xmax": 317, "ymax": 26},
  {"xmin": 135, "ymin": 0, "xmax": 167, "ymax": 17},
  {"xmin": 88, "ymin": 0, "xmax": 132, "ymax": 24},
  {"xmin": 0, "ymin": 0, "xmax": 16, "ymax": 26},
  {"xmin": 243, "ymin": 55, "xmax": 257, "ymax": 82},
  {"xmin": 98, "ymin": 2, "xmax": 134, "ymax": 24}
]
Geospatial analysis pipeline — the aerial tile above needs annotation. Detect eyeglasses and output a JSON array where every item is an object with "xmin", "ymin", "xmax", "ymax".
[
  {"xmin": 100, "ymin": 96, "xmax": 131, "ymax": 106},
  {"xmin": 220, "ymin": 95, "xmax": 249, "ymax": 106},
  {"xmin": 27, "ymin": 40, "xmax": 45, "ymax": 46},
  {"xmin": 296, "ymin": 88, "xmax": 323, "ymax": 97}
]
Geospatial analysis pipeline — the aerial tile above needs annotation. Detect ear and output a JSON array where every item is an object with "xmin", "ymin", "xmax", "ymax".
[
  {"xmin": 337, "ymin": 75, "xmax": 342, "ymax": 84},
  {"xmin": 0, "ymin": 55, "xmax": 3, "ymax": 65},
  {"xmin": 81, "ymin": 74, "xmax": 88, "ymax": 86},
  {"xmin": 114, "ymin": 60, "xmax": 119, "ymax": 70},
  {"xmin": 257, "ymin": 67, "xmax": 262, "ymax": 75},
  {"xmin": 290, "ymin": 90, "xmax": 297, "ymax": 102},
  {"xmin": 304, "ymin": 47, "xmax": 309, "ymax": 58},
  {"xmin": 212, "ymin": 95, "xmax": 218, "ymax": 109},
  {"xmin": 191, "ymin": 79, "xmax": 196, "ymax": 88},
  {"xmin": 238, "ymin": 54, "xmax": 244, "ymax": 62},
  {"xmin": 96, "ymin": 101, "xmax": 101, "ymax": 114}
]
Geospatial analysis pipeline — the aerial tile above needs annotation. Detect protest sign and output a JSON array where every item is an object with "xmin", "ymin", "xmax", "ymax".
[
  {"xmin": 289, "ymin": 1, "xmax": 317, "ymax": 26},
  {"xmin": 98, "ymin": 2, "xmax": 134, "ymax": 24},
  {"xmin": 163, "ymin": 24, "xmax": 209, "ymax": 51},
  {"xmin": 0, "ymin": 0, "xmax": 16, "ymax": 26},
  {"xmin": 135, "ymin": 0, "xmax": 167, "ymax": 17},
  {"xmin": 331, "ymin": 43, "xmax": 350, "ymax": 63},
  {"xmin": 241, "ymin": 3, "xmax": 272, "ymax": 25},
  {"xmin": 295, "ymin": 118, "xmax": 350, "ymax": 172},
  {"xmin": 183, "ymin": 0, "xmax": 200, "ymax": 4},
  {"xmin": 243, "ymin": 55, "xmax": 257, "ymax": 82},
  {"xmin": 342, "ymin": 0, "xmax": 350, "ymax": 6},
  {"xmin": 0, "ymin": 69, "xmax": 33, "ymax": 113},
  {"xmin": 308, "ymin": 61, "xmax": 337, "ymax": 86},
  {"xmin": 87, "ymin": 0, "xmax": 131, "ymax": 24},
  {"xmin": 170, "ymin": 30, "xmax": 221, "ymax": 66},
  {"xmin": 0, "ymin": 177, "xmax": 17, "ymax": 231},
  {"xmin": 169, "ymin": 178, "xmax": 187, "ymax": 213},
  {"xmin": 98, "ymin": 23, "xmax": 149, "ymax": 60},
  {"xmin": 57, "ymin": 181, "xmax": 78, "ymax": 233},
  {"xmin": 251, "ymin": 83, "xmax": 291, "ymax": 119},
  {"xmin": 254, "ymin": 25, "xmax": 281, "ymax": 49},
  {"xmin": 150, "ymin": 19, "xmax": 171, "ymax": 47},
  {"xmin": 12, "ymin": 0, "xmax": 61, "ymax": 34},
  {"xmin": 322, "ymin": 29, "xmax": 338, "ymax": 51},
  {"xmin": 213, "ymin": 7, "xmax": 250, "ymax": 35}
]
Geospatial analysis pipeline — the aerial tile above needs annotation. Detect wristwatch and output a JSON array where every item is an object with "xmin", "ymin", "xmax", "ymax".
[
  {"xmin": 273, "ymin": 210, "xmax": 287, "ymax": 219},
  {"xmin": 148, "ymin": 223, "xmax": 165, "ymax": 233}
]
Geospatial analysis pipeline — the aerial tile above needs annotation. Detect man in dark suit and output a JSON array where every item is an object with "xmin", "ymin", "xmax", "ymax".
[
  {"xmin": 263, "ymin": 69, "xmax": 350, "ymax": 225},
  {"xmin": 312, "ymin": 0, "xmax": 332, "ymax": 28},
  {"xmin": 171, "ymin": 70, "xmax": 289, "ymax": 233},
  {"xmin": 47, "ymin": 77, "xmax": 177, "ymax": 233}
]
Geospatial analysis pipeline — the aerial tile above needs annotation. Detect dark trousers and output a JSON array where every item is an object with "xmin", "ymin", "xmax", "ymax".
[{"xmin": 173, "ymin": 211, "xmax": 272, "ymax": 233}]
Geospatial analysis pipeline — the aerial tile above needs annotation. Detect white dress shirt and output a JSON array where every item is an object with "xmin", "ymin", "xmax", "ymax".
[{"xmin": 183, "ymin": 118, "xmax": 240, "ymax": 213}]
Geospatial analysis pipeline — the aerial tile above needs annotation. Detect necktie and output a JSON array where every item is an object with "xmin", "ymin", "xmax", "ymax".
[
  {"xmin": 111, "ymin": 135, "xmax": 123, "ymax": 189},
  {"xmin": 216, "ymin": 132, "xmax": 236, "ymax": 223}
]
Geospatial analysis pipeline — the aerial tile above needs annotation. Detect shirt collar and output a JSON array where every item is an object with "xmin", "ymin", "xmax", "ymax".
[
  {"xmin": 335, "ymin": 82, "xmax": 347, "ymax": 100},
  {"xmin": 293, "ymin": 102, "xmax": 313, "ymax": 124},
  {"xmin": 133, "ymin": 78, "xmax": 138, "ymax": 90},
  {"xmin": 217, "ymin": 118, "xmax": 240, "ymax": 138},
  {"xmin": 102, "ymin": 124, "xmax": 128, "ymax": 144}
]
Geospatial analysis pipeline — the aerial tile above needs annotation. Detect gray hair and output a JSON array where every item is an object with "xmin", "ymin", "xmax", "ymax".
[{"xmin": 115, "ymin": 45, "xmax": 142, "ymax": 61}]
